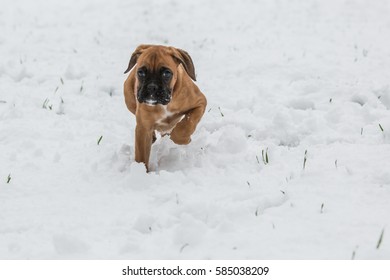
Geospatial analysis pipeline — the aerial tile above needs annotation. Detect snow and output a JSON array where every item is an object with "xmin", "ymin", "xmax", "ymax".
[{"xmin": 1, "ymin": 0, "xmax": 390, "ymax": 259}]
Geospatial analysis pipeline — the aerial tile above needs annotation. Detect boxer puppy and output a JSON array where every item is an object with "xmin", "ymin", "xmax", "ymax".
[{"xmin": 123, "ymin": 45, "xmax": 207, "ymax": 171}]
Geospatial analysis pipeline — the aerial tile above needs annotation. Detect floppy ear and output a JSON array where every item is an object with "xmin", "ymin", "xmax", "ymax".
[
  {"xmin": 171, "ymin": 48, "xmax": 196, "ymax": 81},
  {"xmin": 124, "ymin": 45, "xmax": 153, "ymax": 74}
]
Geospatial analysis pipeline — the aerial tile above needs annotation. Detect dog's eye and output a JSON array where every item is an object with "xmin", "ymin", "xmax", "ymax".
[
  {"xmin": 162, "ymin": 70, "xmax": 172, "ymax": 79},
  {"xmin": 137, "ymin": 69, "xmax": 146, "ymax": 78}
]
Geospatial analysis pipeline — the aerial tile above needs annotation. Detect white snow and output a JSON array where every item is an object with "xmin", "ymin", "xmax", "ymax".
[{"xmin": 1, "ymin": 0, "xmax": 390, "ymax": 259}]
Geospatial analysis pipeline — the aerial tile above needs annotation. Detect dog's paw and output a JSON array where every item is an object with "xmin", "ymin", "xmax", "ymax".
[{"xmin": 170, "ymin": 133, "xmax": 191, "ymax": 145}]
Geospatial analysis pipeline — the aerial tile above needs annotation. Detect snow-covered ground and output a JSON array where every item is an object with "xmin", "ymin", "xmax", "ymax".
[{"xmin": 1, "ymin": 0, "xmax": 390, "ymax": 259}]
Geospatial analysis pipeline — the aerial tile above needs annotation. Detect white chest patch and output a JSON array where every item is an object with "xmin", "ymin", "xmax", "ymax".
[{"xmin": 156, "ymin": 105, "xmax": 174, "ymax": 124}]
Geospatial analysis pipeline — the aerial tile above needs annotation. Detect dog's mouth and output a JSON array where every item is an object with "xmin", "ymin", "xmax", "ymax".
[
  {"xmin": 137, "ymin": 93, "xmax": 171, "ymax": 106},
  {"xmin": 144, "ymin": 99, "xmax": 158, "ymax": 106}
]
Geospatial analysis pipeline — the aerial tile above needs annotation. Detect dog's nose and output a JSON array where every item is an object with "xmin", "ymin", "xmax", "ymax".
[{"xmin": 147, "ymin": 83, "xmax": 158, "ymax": 93}]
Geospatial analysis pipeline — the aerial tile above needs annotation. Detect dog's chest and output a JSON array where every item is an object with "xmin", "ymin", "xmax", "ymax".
[{"xmin": 154, "ymin": 105, "xmax": 182, "ymax": 134}]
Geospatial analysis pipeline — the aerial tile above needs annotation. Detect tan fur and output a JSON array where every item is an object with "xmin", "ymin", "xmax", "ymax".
[{"xmin": 123, "ymin": 45, "xmax": 207, "ymax": 171}]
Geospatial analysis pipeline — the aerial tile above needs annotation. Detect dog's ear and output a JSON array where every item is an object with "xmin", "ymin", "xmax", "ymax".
[
  {"xmin": 171, "ymin": 48, "xmax": 196, "ymax": 81},
  {"xmin": 124, "ymin": 45, "xmax": 153, "ymax": 74}
]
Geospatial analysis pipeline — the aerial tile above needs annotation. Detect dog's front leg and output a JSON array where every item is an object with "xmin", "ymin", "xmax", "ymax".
[
  {"xmin": 170, "ymin": 102, "xmax": 206, "ymax": 145},
  {"xmin": 135, "ymin": 124, "xmax": 154, "ymax": 171}
]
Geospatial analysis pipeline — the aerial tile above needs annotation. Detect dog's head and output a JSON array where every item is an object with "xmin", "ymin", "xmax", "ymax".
[{"xmin": 124, "ymin": 45, "xmax": 196, "ymax": 106}]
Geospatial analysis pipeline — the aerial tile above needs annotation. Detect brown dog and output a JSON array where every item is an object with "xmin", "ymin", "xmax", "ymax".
[{"xmin": 123, "ymin": 45, "xmax": 207, "ymax": 171}]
